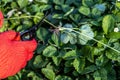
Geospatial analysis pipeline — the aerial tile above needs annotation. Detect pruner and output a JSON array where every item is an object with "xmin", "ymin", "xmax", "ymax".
[{"xmin": 20, "ymin": 12, "xmax": 49, "ymax": 41}]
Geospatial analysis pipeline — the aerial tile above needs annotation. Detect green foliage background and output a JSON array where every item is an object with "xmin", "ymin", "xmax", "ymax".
[{"xmin": 1, "ymin": 0, "xmax": 120, "ymax": 80}]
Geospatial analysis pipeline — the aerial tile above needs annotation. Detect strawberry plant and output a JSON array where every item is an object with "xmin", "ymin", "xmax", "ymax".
[{"xmin": 1, "ymin": 0, "xmax": 120, "ymax": 80}]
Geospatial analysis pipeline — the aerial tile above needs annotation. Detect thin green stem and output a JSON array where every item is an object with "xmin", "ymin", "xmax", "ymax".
[
  {"xmin": 73, "ymin": 30, "xmax": 120, "ymax": 53},
  {"xmin": 44, "ymin": 19, "xmax": 57, "ymax": 28},
  {"xmin": 4, "ymin": 16, "xmax": 33, "ymax": 20},
  {"xmin": 4, "ymin": 16, "xmax": 58, "ymax": 28}
]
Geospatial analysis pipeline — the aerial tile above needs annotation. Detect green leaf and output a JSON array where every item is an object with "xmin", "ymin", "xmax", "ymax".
[
  {"xmin": 33, "ymin": 55, "xmax": 47, "ymax": 68},
  {"xmin": 61, "ymin": 5, "xmax": 74, "ymax": 16},
  {"xmin": 23, "ymin": 20, "xmax": 33, "ymax": 27},
  {"xmin": 69, "ymin": 32, "xmax": 77, "ymax": 44},
  {"xmin": 78, "ymin": 35, "xmax": 88, "ymax": 45},
  {"xmin": 53, "ymin": 0, "xmax": 65, "ymax": 5},
  {"xmin": 63, "ymin": 50, "xmax": 77, "ymax": 60},
  {"xmin": 42, "ymin": 68, "xmax": 55, "ymax": 80},
  {"xmin": 36, "ymin": 44, "xmax": 47, "ymax": 54},
  {"xmin": 72, "ymin": 71, "xmax": 79, "ymax": 76},
  {"xmin": 64, "ymin": 67, "xmax": 72, "ymax": 73},
  {"xmin": 94, "ymin": 4, "xmax": 106, "ymax": 12},
  {"xmin": 64, "ymin": 7, "xmax": 74, "ymax": 16},
  {"xmin": 63, "ymin": 23, "xmax": 73, "ymax": 28},
  {"xmin": 52, "ymin": 56, "xmax": 61, "ymax": 66},
  {"xmin": 116, "ymin": 1, "xmax": 120, "ymax": 8},
  {"xmin": 78, "ymin": 6, "xmax": 90, "ymax": 16},
  {"xmin": 11, "ymin": 2, "xmax": 18, "ymax": 9},
  {"xmin": 33, "ymin": 76, "xmax": 43, "ymax": 80},
  {"xmin": 34, "ymin": 13, "xmax": 44, "ymax": 24},
  {"xmin": 35, "ymin": 0, "xmax": 48, "ymax": 4},
  {"xmin": 115, "ymin": 12, "xmax": 120, "ymax": 22},
  {"xmin": 60, "ymin": 33, "xmax": 70, "ymax": 44},
  {"xmin": 55, "ymin": 5, "xmax": 62, "ymax": 10},
  {"xmin": 95, "ymin": 55, "xmax": 109, "ymax": 67},
  {"xmin": 93, "ymin": 68, "xmax": 107, "ymax": 80},
  {"xmin": 78, "ymin": 24, "xmax": 94, "ymax": 45},
  {"xmin": 73, "ymin": 58, "xmax": 85, "ymax": 73},
  {"xmin": 43, "ymin": 46, "xmax": 57, "ymax": 57},
  {"xmin": 92, "ymin": 8, "xmax": 101, "ymax": 18},
  {"xmin": 81, "ymin": 65, "xmax": 97, "ymax": 74},
  {"xmin": 29, "ymin": 4, "xmax": 41, "ymax": 12},
  {"xmin": 52, "ymin": 14, "xmax": 64, "ymax": 19},
  {"xmin": 107, "ymin": 32, "xmax": 120, "ymax": 39},
  {"xmin": 36, "ymin": 27, "xmax": 49, "ymax": 41},
  {"xmin": 27, "ymin": 71, "xmax": 42, "ymax": 80},
  {"xmin": 17, "ymin": 0, "xmax": 28, "ymax": 8},
  {"xmin": 61, "ymin": 5, "xmax": 71, "ymax": 12},
  {"xmin": 80, "ymin": 24, "xmax": 94, "ymax": 40},
  {"xmin": 93, "ymin": 71, "xmax": 101, "ymax": 80},
  {"xmin": 93, "ymin": 47, "xmax": 105, "ymax": 55},
  {"xmin": 90, "ymin": 20, "xmax": 100, "ymax": 26},
  {"xmin": 65, "ymin": 60, "xmax": 73, "ymax": 67},
  {"xmin": 27, "ymin": 71, "xmax": 43, "ymax": 80},
  {"xmin": 106, "ymin": 50, "xmax": 120, "ymax": 61},
  {"xmin": 8, "ymin": 76, "xmax": 18, "ymax": 80},
  {"xmin": 82, "ymin": 0, "xmax": 94, "ymax": 7},
  {"xmin": 63, "ymin": 23, "xmax": 73, "ymax": 32},
  {"xmin": 52, "ymin": 33, "xmax": 59, "ymax": 46},
  {"xmin": 82, "ymin": 46, "xmax": 94, "ymax": 62},
  {"xmin": 55, "ymin": 75, "xmax": 72, "ymax": 80},
  {"xmin": 39, "ymin": 5, "xmax": 51, "ymax": 12},
  {"xmin": 69, "ymin": 14, "xmax": 81, "ymax": 23},
  {"xmin": 106, "ymin": 42, "xmax": 120, "ymax": 61},
  {"xmin": 65, "ymin": 0, "xmax": 74, "ymax": 5},
  {"xmin": 3, "ymin": 0, "xmax": 13, "ymax": 3},
  {"xmin": 107, "ymin": 69, "xmax": 116, "ymax": 80},
  {"xmin": 102, "ymin": 15, "xmax": 115, "ymax": 34},
  {"xmin": 27, "ymin": 71, "xmax": 36, "ymax": 77}
]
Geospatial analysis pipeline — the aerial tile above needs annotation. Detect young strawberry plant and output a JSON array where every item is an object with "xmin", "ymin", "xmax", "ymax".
[{"xmin": 0, "ymin": 0, "xmax": 120, "ymax": 80}]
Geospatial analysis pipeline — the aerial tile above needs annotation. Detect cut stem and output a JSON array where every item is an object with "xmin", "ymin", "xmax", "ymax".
[{"xmin": 5, "ymin": 15, "xmax": 120, "ymax": 53}]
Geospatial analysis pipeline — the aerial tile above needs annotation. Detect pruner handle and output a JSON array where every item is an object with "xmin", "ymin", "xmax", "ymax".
[{"xmin": 20, "ymin": 12, "xmax": 49, "ymax": 41}]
